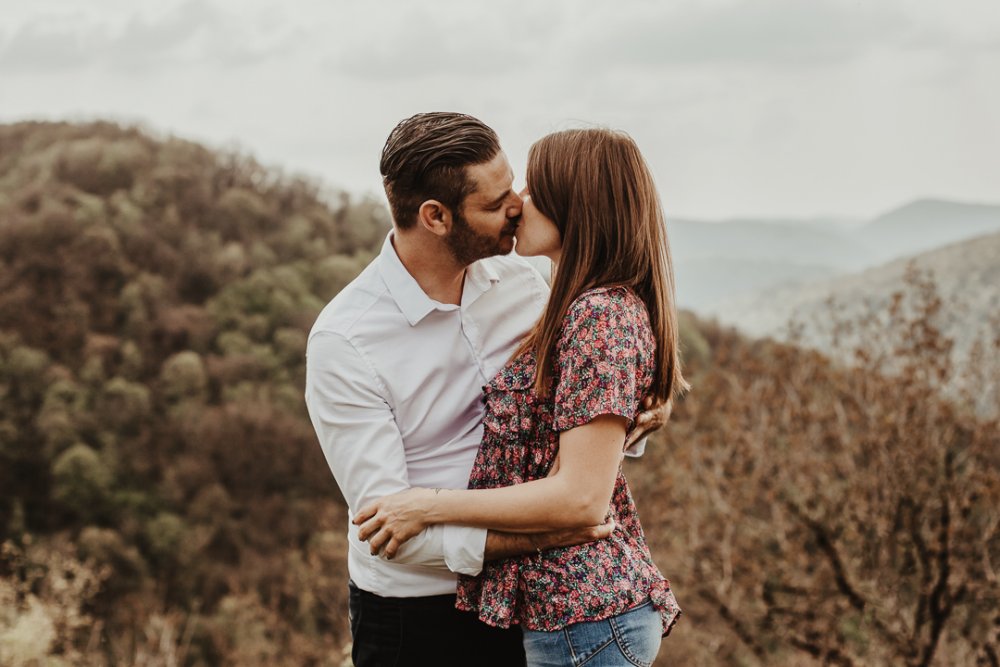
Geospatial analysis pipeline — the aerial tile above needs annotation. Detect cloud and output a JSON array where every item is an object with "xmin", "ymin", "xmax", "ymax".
[
  {"xmin": 0, "ymin": 1, "xmax": 299, "ymax": 74},
  {"xmin": 903, "ymin": 24, "xmax": 1000, "ymax": 56},
  {"xmin": 2, "ymin": 0, "xmax": 996, "ymax": 219},
  {"xmin": 0, "ymin": 13, "xmax": 99, "ymax": 72},
  {"xmin": 315, "ymin": 0, "xmax": 576, "ymax": 81},
  {"xmin": 314, "ymin": 0, "xmax": 943, "ymax": 86},
  {"xmin": 574, "ymin": 1, "xmax": 913, "ymax": 70}
]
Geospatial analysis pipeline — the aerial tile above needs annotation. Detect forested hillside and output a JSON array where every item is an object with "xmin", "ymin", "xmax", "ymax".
[
  {"xmin": 0, "ymin": 122, "xmax": 997, "ymax": 667},
  {"xmin": 0, "ymin": 121, "xmax": 390, "ymax": 664}
]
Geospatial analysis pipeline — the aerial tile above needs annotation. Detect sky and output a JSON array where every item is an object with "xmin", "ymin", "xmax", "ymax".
[{"xmin": 1, "ymin": 0, "xmax": 998, "ymax": 221}]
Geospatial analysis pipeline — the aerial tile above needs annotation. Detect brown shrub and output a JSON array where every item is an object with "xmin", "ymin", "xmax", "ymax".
[{"xmin": 631, "ymin": 271, "xmax": 1000, "ymax": 666}]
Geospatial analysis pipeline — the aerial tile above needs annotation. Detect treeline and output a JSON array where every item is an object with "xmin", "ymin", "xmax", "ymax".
[
  {"xmin": 0, "ymin": 121, "xmax": 390, "ymax": 664},
  {"xmin": 0, "ymin": 122, "xmax": 997, "ymax": 667}
]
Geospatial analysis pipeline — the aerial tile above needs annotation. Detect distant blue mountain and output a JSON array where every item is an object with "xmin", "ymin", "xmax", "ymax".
[
  {"xmin": 859, "ymin": 199, "xmax": 1000, "ymax": 262},
  {"xmin": 668, "ymin": 199, "xmax": 1000, "ymax": 312},
  {"xmin": 669, "ymin": 218, "xmax": 872, "ymax": 270}
]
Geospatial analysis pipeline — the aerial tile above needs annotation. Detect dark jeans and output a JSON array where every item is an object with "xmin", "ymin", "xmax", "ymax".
[{"xmin": 348, "ymin": 581, "xmax": 526, "ymax": 667}]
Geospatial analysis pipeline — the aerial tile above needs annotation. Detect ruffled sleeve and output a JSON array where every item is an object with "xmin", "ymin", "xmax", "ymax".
[{"xmin": 552, "ymin": 288, "xmax": 647, "ymax": 433}]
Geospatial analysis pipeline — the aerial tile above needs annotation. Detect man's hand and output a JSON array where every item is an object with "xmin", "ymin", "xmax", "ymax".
[
  {"xmin": 537, "ymin": 519, "xmax": 616, "ymax": 549},
  {"xmin": 624, "ymin": 397, "xmax": 672, "ymax": 451},
  {"xmin": 484, "ymin": 518, "xmax": 616, "ymax": 561}
]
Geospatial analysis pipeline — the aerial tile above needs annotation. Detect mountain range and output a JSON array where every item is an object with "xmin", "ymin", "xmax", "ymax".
[
  {"xmin": 704, "ymin": 229, "xmax": 1000, "ymax": 419},
  {"xmin": 670, "ymin": 198, "xmax": 1000, "ymax": 312}
]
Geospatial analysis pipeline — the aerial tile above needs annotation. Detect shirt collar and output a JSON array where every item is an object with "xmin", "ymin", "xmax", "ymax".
[
  {"xmin": 462, "ymin": 255, "xmax": 501, "ymax": 309},
  {"xmin": 377, "ymin": 231, "xmax": 503, "ymax": 326}
]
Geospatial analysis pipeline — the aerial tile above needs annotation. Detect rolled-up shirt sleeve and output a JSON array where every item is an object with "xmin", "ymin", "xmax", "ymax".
[{"xmin": 305, "ymin": 330, "xmax": 486, "ymax": 574}]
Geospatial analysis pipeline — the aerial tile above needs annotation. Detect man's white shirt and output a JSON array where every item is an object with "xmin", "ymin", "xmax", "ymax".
[{"xmin": 305, "ymin": 232, "xmax": 548, "ymax": 597}]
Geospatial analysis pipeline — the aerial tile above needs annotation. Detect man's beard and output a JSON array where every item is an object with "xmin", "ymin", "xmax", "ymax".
[{"xmin": 445, "ymin": 211, "xmax": 518, "ymax": 266}]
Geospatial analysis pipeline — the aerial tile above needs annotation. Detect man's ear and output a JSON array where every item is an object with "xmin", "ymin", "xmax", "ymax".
[{"xmin": 417, "ymin": 200, "xmax": 452, "ymax": 237}]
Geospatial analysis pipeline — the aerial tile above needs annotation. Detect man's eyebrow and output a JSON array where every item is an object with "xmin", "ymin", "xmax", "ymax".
[
  {"xmin": 485, "ymin": 190, "xmax": 511, "ymax": 207},
  {"xmin": 483, "ymin": 170, "xmax": 516, "ymax": 207}
]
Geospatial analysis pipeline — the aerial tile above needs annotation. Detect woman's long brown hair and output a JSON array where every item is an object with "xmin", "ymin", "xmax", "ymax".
[{"xmin": 519, "ymin": 128, "xmax": 689, "ymax": 403}]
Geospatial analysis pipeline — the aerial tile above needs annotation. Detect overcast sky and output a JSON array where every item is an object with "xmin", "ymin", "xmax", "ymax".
[{"xmin": 1, "ymin": 0, "xmax": 998, "ymax": 221}]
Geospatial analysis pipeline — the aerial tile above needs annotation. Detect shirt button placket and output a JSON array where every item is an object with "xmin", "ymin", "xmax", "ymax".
[{"xmin": 461, "ymin": 312, "xmax": 489, "ymax": 383}]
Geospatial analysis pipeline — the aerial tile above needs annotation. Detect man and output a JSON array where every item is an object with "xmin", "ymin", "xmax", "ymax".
[{"xmin": 305, "ymin": 113, "xmax": 664, "ymax": 666}]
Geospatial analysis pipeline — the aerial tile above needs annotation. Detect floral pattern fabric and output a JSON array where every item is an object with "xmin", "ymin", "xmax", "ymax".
[{"xmin": 456, "ymin": 286, "xmax": 681, "ymax": 634}]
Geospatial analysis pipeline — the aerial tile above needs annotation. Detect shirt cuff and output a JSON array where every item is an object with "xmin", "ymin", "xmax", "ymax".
[
  {"xmin": 624, "ymin": 436, "xmax": 647, "ymax": 458},
  {"xmin": 442, "ymin": 525, "xmax": 487, "ymax": 576}
]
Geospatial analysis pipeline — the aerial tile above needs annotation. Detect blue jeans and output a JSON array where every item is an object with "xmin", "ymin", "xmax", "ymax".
[{"xmin": 522, "ymin": 601, "xmax": 662, "ymax": 666}]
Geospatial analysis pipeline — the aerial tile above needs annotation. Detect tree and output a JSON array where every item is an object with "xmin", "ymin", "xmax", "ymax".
[
  {"xmin": 51, "ymin": 444, "xmax": 113, "ymax": 523},
  {"xmin": 630, "ymin": 271, "xmax": 1000, "ymax": 666}
]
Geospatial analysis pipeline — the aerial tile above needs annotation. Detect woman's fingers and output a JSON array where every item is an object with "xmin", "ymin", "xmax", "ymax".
[
  {"xmin": 356, "ymin": 514, "xmax": 384, "ymax": 542},
  {"xmin": 353, "ymin": 504, "xmax": 379, "ymax": 525},
  {"xmin": 384, "ymin": 537, "xmax": 401, "ymax": 560},
  {"xmin": 353, "ymin": 491, "xmax": 428, "ymax": 557},
  {"xmin": 367, "ymin": 527, "xmax": 391, "ymax": 556},
  {"xmin": 357, "ymin": 515, "xmax": 408, "ymax": 559},
  {"xmin": 364, "ymin": 527, "xmax": 409, "ymax": 559}
]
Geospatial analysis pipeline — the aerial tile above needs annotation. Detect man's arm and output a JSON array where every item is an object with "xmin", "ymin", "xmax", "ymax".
[
  {"xmin": 484, "ymin": 521, "xmax": 616, "ymax": 561},
  {"xmin": 305, "ymin": 330, "xmax": 487, "ymax": 575}
]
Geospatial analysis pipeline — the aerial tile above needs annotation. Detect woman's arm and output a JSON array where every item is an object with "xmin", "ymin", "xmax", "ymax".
[
  {"xmin": 356, "ymin": 290, "xmax": 651, "ymax": 559},
  {"xmin": 354, "ymin": 414, "xmax": 627, "ymax": 558}
]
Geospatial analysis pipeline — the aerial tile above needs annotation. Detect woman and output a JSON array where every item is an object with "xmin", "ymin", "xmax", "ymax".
[{"xmin": 354, "ymin": 128, "xmax": 688, "ymax": 666}]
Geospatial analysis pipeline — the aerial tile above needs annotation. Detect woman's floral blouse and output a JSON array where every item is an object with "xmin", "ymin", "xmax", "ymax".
[{"xmin": 456, "ymin": 286, "xmax": 681, "ymax": 634}]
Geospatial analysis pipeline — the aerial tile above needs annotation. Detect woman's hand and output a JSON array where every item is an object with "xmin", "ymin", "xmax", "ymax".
[{"xmin": 353, "ymin": 487, "xmax": 438, "ymax": 559}]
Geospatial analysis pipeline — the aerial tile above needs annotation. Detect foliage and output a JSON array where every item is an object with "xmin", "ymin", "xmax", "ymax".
[
  {"xmin": 0, "ymin": 121, "xmax": 386, "ymax": 664},
  {"xmin": 1, "ymin": 121, "xmax": 996, "ymax": 666},
  {"xmin": 628, "ymin": 268, "xmax": 1000, "ymax": 666},
  {"xmin": 0, "ymin": 537, "xmax": 110, "ymax": 667}
]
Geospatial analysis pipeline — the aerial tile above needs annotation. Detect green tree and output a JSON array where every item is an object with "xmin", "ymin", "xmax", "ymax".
[
  {"xmin": 51, "ymin": 444, "xmax": 112, "ymax": 523},
  {"xmin": 159, "ymin": 351, "xmax": 207, "ymax": 404}
]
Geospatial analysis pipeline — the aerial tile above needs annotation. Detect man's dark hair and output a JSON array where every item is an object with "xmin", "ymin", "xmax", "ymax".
[{"xmin": 380, "ymin": 112, "xmax": 501, "ymax": 230}]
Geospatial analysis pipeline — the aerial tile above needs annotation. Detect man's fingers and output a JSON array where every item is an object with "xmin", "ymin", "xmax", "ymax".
[
  {"xmin": 592, "ymin": 518, "xmax": 616, "ymax": 540},
  {"xmin": 623, "ymin": 431, "xmax": 638, "ymax": 450},
  {"xmin": 624, "ymin": 412, "xmax": 652, "ymax": 449},
  {"xmin": 546, "ymin": 518, "xmax": 617, "ymax": 549},
  {"xmin": 625, "ymin": 397, "xmax": 675, "ymax": 449}
]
